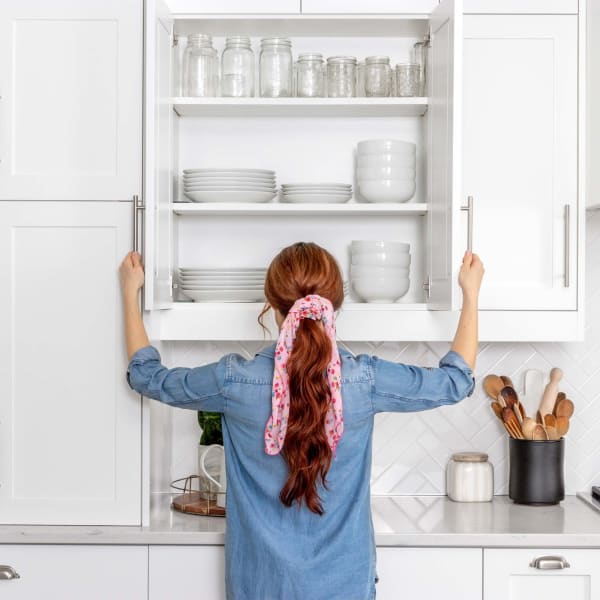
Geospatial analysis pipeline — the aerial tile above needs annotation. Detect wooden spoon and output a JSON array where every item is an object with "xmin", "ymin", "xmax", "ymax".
[
  {"xmin": 500, "ymin": 385, "xmax": 526, "ymax": 423},
  {"xmin": 545, "ymin": 425, "xmax": 560, "ymax": 441},
  {"xmin": 490, "ymin": 402, "xmax": 503, "ymax": 421},
  {"xmin": 555, "ymin": 398, "xmax": 574, "ymax": 419},
  {"xmin": 544, "ymin": 414, "xmax": 557, "ymax": 428},
  {"xmin": 538, "ymin": 368, "xmax": 563, "ymax": 420},
  {"xmin": 503, "ymin": 407, "xmax": 524, "ymax": 439},
  {"xmin": 556, "ymin": 416, "xmax": 570, "ymax": 437},
  {"xmin": 553, "ymin": 392, "xmax": 566, "ymax": 416},
  {"xmin": 483, "ymin": 375, "xmax": 505, "ymax": 401},
  {"xmin": 500, "ymin": 375, "xmax": 515, "ymax": 388},
  {"xmin": 532, "ymin": 424, "xmax": 549, "ymax": 440},
  {"xmin": 521, "ymin": 417, "xmax": 538, "ymax": 440}
]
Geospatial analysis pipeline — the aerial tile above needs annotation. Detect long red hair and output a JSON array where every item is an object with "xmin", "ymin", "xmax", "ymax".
[{"xmin": 260, "ymin": 242, "xmax": 344, "ymax": 515}]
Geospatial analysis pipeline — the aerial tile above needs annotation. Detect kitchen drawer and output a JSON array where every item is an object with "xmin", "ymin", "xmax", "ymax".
[
  {"xmin": 0, "ymin": 545, "xmax": 148, "ymax": 599},
  {"xmin": 376, "ymin": 548, "xmax": 482, "ymax": 599},
  {"xmin": 149, "ymin": 545, "xmax": 226, "ymax": 600},
  {"xmin": 484, "ymin": 548, "xmax": 600, "ymax": 600}
]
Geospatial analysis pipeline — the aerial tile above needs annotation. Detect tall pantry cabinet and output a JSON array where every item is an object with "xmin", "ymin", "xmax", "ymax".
[{"xmin": 0, "ymin": 0, "xmax": 143, "ymax": 525}]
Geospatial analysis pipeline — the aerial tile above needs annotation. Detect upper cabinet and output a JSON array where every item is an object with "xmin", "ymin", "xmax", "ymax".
[
  {"xmin": 166, "ymin": 0, "xmax": 300, "ymax": 13},
  {"xmin": 0, "ymin": 0, "xmax": 142, "ymax": 201},
  {"xmin": 300, "ymin": 0, "xmax": 438, "ymax": 13},
  {"xmin": 463, "ymin": 15, "xmax": 578, "ymax": 310}
]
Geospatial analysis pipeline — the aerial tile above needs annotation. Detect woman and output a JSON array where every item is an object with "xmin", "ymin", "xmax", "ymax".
[{"xmin": 120, "ymin": 242, "xmax": 484, "ymax": 600}]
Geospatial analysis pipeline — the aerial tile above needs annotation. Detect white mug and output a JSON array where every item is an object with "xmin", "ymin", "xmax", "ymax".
[{"xmin": 199, "ymin": 444, "xmax": 226, "ymax": 508}]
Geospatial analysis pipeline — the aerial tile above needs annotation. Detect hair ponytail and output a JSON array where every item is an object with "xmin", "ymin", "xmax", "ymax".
[{"xmin": 262, "ymin": 242, "xmax": 344, "ymax": 514}]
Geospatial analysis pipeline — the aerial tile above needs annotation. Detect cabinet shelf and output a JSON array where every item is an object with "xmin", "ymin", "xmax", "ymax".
[
  {"xmin": 172, "ymin": 97, "xmax": 428, "ymax": 118},
  {"xmin": 172, "ymin": 202, "xmax": 428, "ymax": 216}
]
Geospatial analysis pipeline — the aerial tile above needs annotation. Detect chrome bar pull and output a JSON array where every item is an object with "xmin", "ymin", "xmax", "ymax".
[
  {"xmin": 132, "ymin": 195, "xmax": 145, "ymax": 255},
  {"xmin": 461, "ymin": 196, "xmax": 474, "ymax": 252},
  {"xmin": 564, "ymin": 204, "xmax": 570, "ymax": 288},
  {"xmin": 530, "ymin": 555, "xmax": 570, "ymax": 570},
  {"xmin": 0, "ymin": 565, "xmax": 20, "ymax": 580}
]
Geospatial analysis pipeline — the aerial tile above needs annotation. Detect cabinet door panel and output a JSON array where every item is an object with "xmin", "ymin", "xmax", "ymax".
[
  {"xmin": 301, "ymin": 0, "xmax": 437, "ymax": 13},
  {"xmin": 376, "ymin": 548, "xmax": 482, "ymax": 599},
  {"xmin": 0, "ymin": 202, "xmax": 141, "ymax": 525},
  {"xmin": 149, "ymin": 546, "xmax": 226, "ymax": 600},
  {"xmin": 427, "ymin": 0, "xmax": 463, "ymax": 310},
  {"xmin": 166, "ymin": 0, "xmax": 300, "ymax": 13},
  {"xmin": 484, "ymin": 548, "xmax": 600, "ymax": 600},
  {"xmin": 463, "ymin": 16, "xmax": 577, "ymax": 310},
  {"xmin": 0, "ymin": 545, "xmax": 147, "ymax": 599},
  {"xmin": 0, "ymin": 0, "xmax": 142, "ymax": 200}
]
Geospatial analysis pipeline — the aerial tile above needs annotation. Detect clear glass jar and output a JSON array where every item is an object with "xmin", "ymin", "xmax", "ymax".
[
  {"xmin": 356, "ymin": 61, "xmax": 366, "ymax": 97},
  {"xmin": 327, "ymin": 56, "xmax": 357, "ymax": 98},
  {"xmin": 365, "ymin": 56, "xmax": 391, "ymax": 97},
  {"xmin": 446, "ymin": 452, "xmax": 494, "ymax": 502},
  {"xmin": 184, "ymin": 34, "xmax": 218, "ymax": 97},
  {"xmin": 221, "ymin": 36, "xmax": 254, "ymax": 97},
  {"xmin": 172, "ymin": 34, "xmax": 187, "ymax": 97},
  {"xmin": 259, "ymin": 37, "xmax": 293, "ymax": 98},
  {"xmin": 412, "ymin": 39, "xmax": 428, "ymax": 96},
  {"xmin": 395, "ymin": 63, "xmax": 421, "ymax": 97},
  {"xmin": 295, "ymin": 53, "xmax": 325, "ymax": 98}
]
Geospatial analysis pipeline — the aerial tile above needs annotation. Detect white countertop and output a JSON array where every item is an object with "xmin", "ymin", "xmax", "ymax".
[{"xmin": 2, "ymin": 494, "xmax": 600, "ymax": 547}]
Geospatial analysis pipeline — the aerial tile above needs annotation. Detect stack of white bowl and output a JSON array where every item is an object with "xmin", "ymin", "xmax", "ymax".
[
  {"xmin": 350, "ymin": 241, "xmax": 411, "ymax": 303},
  {"xmin": 182, "ymin": 169, "xmax": 277, "ymax": 203},
  {"xmin": 356, "ymin": 140, "xmax": 416, "ymax": 203},
  {"xmin": 280, "ymin": 183, "xmax": 352, "ymax": 204},
  {"xmin": 178, "ymin": 267, "xmax": 266, "ymax": 302}
]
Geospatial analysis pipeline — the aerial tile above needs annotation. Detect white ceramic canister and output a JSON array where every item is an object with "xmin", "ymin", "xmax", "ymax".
[{"xmin": 446, "ymin": 452, "xmax": 494, "ymax": 502}]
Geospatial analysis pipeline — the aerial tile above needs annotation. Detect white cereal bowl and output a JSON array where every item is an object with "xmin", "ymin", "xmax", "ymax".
[
  {"xmin": 359, "ymin": 179, "xmax": 416, "ymax": 203},
  {"xmin": 357, "ymin": 166, "xmax": 415, "ymax": 180},
  {"xmin": 357, "ymin": 140, "xmax": 416, "ymax": 155},
  {"xmin": 351, "ymin": 240, "xmax": 410, "ymax": 254},
  {"xmin": 350, "ymin": 265, "xmax": 410, "ymax": 278},
  {"xmin": 351, "ymin": 277, "xmax": 410, "ymax": 303},
  {"xmin": 357, "ymin": 154, "xmax": 416, "ymax": 169},
  {"xmin": 351, "ymin": 252, "xmax": 411, "ymax": 267}
]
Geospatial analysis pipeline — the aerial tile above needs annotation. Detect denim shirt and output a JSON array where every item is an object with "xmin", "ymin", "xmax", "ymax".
[{"xmin": 128, "ymin": 344, "xmax": 474, "ymax": 600}]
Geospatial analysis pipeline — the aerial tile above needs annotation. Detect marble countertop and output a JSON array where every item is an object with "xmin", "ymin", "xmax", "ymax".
[{"xmin": 2, "ymin": 494, "xmax": 600, "ymax": 547}]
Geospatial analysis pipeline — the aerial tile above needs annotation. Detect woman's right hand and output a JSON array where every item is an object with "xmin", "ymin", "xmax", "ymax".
[{"xmin": 458, "ymin": 251, "xmax": 484, "ymax": 302}]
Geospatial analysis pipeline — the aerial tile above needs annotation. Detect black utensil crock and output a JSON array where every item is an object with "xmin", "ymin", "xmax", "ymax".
[{"xmin": 508, "ymin": 438, "xmax": 565, "ymax": 505}]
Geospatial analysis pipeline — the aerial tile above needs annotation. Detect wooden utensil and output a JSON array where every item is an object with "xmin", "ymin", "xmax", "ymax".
[
  {"xmin": 500, "ymin": 385, "xmax": 526, "ymax": 422},
  {"xmin": 553, "ymin": 392, "xmax": 566, "ymax": 416},
  {"xmin": 532, "ymin": 424, "xmax": 549, "ymax": 440},
  {"xmin": 490, "ymin": 402, "xmax": 503, "ymax": 421},
  {"xmin": 521, "ymin": 417, "xmax": 538, "ymax": 440},
  {"xmin": 556, "ymin": 416, "xmax": 570, "ymax": 437},
  {"xmin": 483, "ymin": 375, "xmax": 505, "ymax": 401},
  {"xmin": 544, "ymin": 414, "xmax": 557, "ymax": 428},
  {"xmin": 545, "ymin": 425, "xmax": 560, "ymax": 441},
  {"xmin": 522, "ymin": 369, "xmax": 545, "ymax": 419},
  {"xmin": 502, "ymin": 407, "xmax": 524, "ymax": 439},
  {"xmin": 555, "ymin": 398, "xmax": 574, "ymax": 419},
  {"xmin": 500, "ymin": 375, "xmax": 515, "ymax": 388},
  {"xmin": 538, "ymin": 368, "xmax": 563, "ymax": 419}
]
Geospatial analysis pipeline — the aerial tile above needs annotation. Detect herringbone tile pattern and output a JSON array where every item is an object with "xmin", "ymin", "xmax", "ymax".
[{"xmin": 153, "ymin": 213, "xmax": 600, "ymax": 496}]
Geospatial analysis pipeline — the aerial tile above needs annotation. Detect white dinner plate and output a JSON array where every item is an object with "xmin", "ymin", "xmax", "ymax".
[
  {"xmin": 280, "ymin": 193, "xmax": 352, "ymax": 204},
  {"xmin": 183, "ymin": 176, "xmax": 276, "ymax": 184},
  {"xmin": 184, "ymin": 185, "xmax": 276, "ymax": 192},
  {"xmin": 183, "ymin": 168, "xmax": 275, "ymax": 175},
  {"xmin": 184, "ymin": 190, "xmax": 276, "ymax": 203},
  {"xmin": 281, "ymin": 183, "xmax": 351, "ymax": 189},
  {"xmin": 281, "ymin": 190, "xmax": 351, "ymax": 196},
  {"xmin": 181, "ymin": 289, "xmax": 266, "ymax": 302},
  {"xmin": 179, "ymin": 268, "xmax": 266, "ymax": 274},
  {"xmin": 181, "ymin": 284, "xmax": 265, "ymax": 290},
  {"xmin": 180, "ymin": 278, "xmax": 265, "ymax": 285}
]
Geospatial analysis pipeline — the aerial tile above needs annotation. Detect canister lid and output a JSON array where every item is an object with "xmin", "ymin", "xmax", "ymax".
[{"xmin": 451, "ymin": 452, "xmax": 488, "ymax": 463}]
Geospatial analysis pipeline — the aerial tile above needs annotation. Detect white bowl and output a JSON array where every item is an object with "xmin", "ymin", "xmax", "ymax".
[
  {"xmin": 351, "ymin": 240, "xmax": 410, "ymax": 254},
  {"xmin": 359, "ymin": 180, "xmax": 416, "ymax": 203},
  {"xmin": 351, "ymin": 277, "xmax": 410, "ymax": 303},
  {"xmin": 357, "ymin": 154, "xmax": 416, "ymax": 169},
  {"xmin": 350, "ymin": 265, "xmax": 410, "ymax": 278},
  {"xmin": 357, "ymin": 140, "xmax": 416, "ymax": 155},
  {"xmin": 351, "ymin": 252, "xmax": 411, "ymax": 267},
  {"xmin": 357, "ymin": 166, "xmax": 415, "ymax": 180}
]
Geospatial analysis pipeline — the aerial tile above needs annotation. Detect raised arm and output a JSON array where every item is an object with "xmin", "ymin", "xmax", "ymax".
[
  {"xmin": 119, "ymin": 251, "xmax": 149, "ymax": 359},
  {"xmin": 451, "ymin": 251, "xmax": 484, "ymax": 370}
]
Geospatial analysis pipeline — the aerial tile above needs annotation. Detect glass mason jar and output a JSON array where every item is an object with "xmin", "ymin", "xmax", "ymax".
[
  {"xmin": 172, "ymin": 34, "xmax": 187, "ymax": 97},
  {"xmin": 412, "ymin": 39, "xmax": 428, "ymax": 96},
  {"xmin": 221, "ymin": 36, "xmax": 255, "ymax": 97},
  {"xmin": 356, "ymin": 61, "xmax": 366, "ymax": 97},
  {"xmin": 395, "ymin": 63, "xmax": 421, "ymax": 97},
  {"xmin": 184, "ymin": 34, "xmax": 218, "ymax": 97},
  {"xmin": 259, "ymin": 37, "xmax": 293, "ymax": 98},
  {"xmin": 327, "ymin": 56, "xmax": 357, "ymax": 98},
  {"xmin": 364, "ymin": 56, "xmax": 391, "ymax": 97},
  {"xmin": 295, "ymin": 53, "xmax": 325, "ymax": 97}
]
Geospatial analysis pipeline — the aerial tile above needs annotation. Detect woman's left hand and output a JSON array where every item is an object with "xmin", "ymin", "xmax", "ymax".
[{"xmin": 119, "ymin": 251, "xmax": 145, "ymax": 296}]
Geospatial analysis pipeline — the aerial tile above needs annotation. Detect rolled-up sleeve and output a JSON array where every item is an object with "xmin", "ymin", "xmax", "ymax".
[
  {"xmin": 371, "ymin": 350, "xmax": 475, "ymax": 414},
  {"xmin": 127, "ymin": 345, "xmax": 227, "ymax": 412}
]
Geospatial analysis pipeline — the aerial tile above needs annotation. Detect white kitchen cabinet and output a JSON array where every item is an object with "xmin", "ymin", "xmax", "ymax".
[
  {"xmin": 167, "ymin": 0, "xmax": 300, "ymax": 13},
  {"xmin": 376, "ymin": 547, "xmax": 482, "ymax": 599},
  {"xmin": 463, "ymin": 16, "xmax": 579, "ymax": 310},
  {"xmin": 0, "ymin": 202, "xmax": 142, "ymax": 525},
  {"xmin": 484, "ymin": 548, "xmax": 600, "ymax": 600},
  {"xmin": 0, "ymin": 545, "xmax": 147, "ymax": 599},
  {"xmin": 0, "ymin": 0, "xmax": 142, "ymax": 201},
  {"xmin": 300, "ymin": 0, "xmax": 438, "ymax": 14},
  {"xmin": 149, "ymin": 545, "xmax": 226, "ymax": 600},
  {"xmin": 588, "ymin": 0, "xmax": 600, "ymax": 210},
  {"xmin": 463, "ymin": 0, "xmax": 578, "ymax": 13}
]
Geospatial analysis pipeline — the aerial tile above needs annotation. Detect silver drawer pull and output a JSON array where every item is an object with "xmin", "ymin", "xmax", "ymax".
[
  {"xmin": 530, "ymin": 556, "xmax": 571, "ymax": 570},
  {"xmin": 0, "ymin": 565, "xmax": 20, "ymax": 580},
  {"xmin": 461, "ymin": 195, "xmax": 474, "ymax": 252}
]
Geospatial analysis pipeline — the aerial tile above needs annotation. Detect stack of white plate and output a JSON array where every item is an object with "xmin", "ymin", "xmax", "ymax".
[
  {"xmin": 356, "ymin": 140, "xmax": 416, "ymax": 203},
  {"xmin": 183, "ymin": 169, "xmax": 277, "ymax": 203},
  {"xmin": 280, "ymin": 183, "xmax": 352, "ymax": 204},
  {"xmin": 178, "ymin": 267, "xmax": 267, "ymax": 302},
  {"xmin": 350, "ymin": 241, "xmax": 411, "ymax": 302}
]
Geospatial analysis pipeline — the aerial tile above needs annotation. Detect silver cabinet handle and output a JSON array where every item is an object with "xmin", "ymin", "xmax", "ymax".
[
  {"xmin": 461, "ymin": 196, "xmax": 474, "ymax": 252},
  {"xmin": 133, "ymin": 194, "xmax": 145, "ymax": 254},
  {"xmin": 530, "ymin": 556, "xmax": 571, "ymax": 570},
  {"xmin": 0, "ymin": 565, "xmax": 20, "ymax": 580},
  {"xmin": 564, "ymin": 204, "xmax": 570, "ymax": 287}
]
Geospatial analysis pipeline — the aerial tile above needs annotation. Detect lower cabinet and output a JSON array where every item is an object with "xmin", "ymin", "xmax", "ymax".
[
  {"xmin": 0, "ymin": 545, "xmax": 148, "ymax": 599},
  {"xmin": 484, "ymin": 549, "xmax": 600, "ymax": 600},
  {"xmin": 376, "ymin": 547, "xmax": 482, "ymax": 599},
  {"xmin": 149, "ymin": 545, "xmax": 226, "ymax": 600}
]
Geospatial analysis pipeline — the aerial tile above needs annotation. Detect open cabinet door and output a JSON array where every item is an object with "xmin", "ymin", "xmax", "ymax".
[
  {"xmin": 144, "ymin": 0, "xmax": 173, "ymax": 309},
  {"xmin": 427, "ymin": 0, "xmax": 463, "ymax": 310}
]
